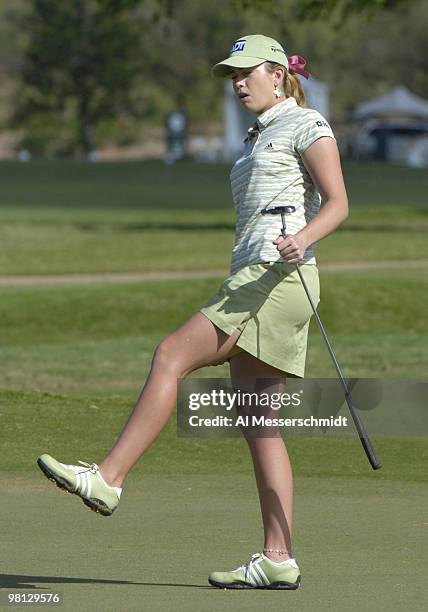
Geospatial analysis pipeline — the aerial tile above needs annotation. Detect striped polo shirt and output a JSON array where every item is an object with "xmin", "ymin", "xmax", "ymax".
[{"xmin": 229, "ymin": 96, "xmax": 335, "ymax": 274}]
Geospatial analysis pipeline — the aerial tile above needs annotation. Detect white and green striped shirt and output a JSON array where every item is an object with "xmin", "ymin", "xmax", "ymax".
[{"xmin": 230, "ymin": 96, "xmax": 335, "ymax": 274}]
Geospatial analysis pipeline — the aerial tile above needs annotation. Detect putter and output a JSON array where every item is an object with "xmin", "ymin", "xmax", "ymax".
[{"xmin": 261, "ymin": 205, "xmax": 381, "ymax": 470}]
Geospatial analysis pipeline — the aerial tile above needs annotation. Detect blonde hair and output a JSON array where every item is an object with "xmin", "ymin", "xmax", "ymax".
[{"xmin": 264, "ymin": 62, "xmax": 307, "ymax": 107}]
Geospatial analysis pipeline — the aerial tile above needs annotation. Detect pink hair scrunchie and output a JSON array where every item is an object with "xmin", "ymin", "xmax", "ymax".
[{"xmin": 288, "ymin": 55, "xmax": 311, "ymax": 79}]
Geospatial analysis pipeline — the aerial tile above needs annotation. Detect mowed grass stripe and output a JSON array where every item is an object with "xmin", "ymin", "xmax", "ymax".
[
  {"xmin": 1, "ymin": 329, "xmax": 426, "ymax": 393},
  {"xmin": 1, "ymin": 159, "xmax": 428, "ymax": 210},
  {"xmin": 0, "ymin": 269, "xmax": 426, "ymax": 348},
  {"xmin": 0, "ymin": 258, "xmax": 427, "ymax": 286},
  {"xmin": 1, "ymin": 223, "xmax": 427, "ymax": 275},
  {"xmin": 0, "ymin": 160, "xmax": 427, "ymax": 276},
  {"xmin": 1, "ymin": 388, "xmax": 426, "ymax": 482}
]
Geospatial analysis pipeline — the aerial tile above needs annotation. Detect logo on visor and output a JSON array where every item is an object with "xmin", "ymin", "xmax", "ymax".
[{"xmin": 231, "ymin": 39, "xmax": 246, "ymax": 53}]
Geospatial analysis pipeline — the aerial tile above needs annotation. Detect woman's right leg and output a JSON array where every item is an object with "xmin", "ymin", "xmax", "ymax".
[
  {"xmin": 98, "ymin": 312, "xmax": 241, "ymax": 488},
  {"xmin": 229, "ymin": 351, "xmax": 294, "ymax": 562}
]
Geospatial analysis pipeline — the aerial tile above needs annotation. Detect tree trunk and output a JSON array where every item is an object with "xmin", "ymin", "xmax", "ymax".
[
  {"xmin": 76, "ymin": 0, "xmax": 95, "ymax": 157},
  {"xmin": 78, "ymin": 94, "xmax": 95, "ymax": 157}
]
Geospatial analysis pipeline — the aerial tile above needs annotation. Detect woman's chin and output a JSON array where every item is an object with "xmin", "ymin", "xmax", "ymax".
[{"xmin": 239, "ymin": 98, "xmax": 256, "ymax": 112}]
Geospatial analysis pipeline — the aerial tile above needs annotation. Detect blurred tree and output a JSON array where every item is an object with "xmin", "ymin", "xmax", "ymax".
[
  {"xmin": 131, "ymin": 0, "xmax": 295, "ymax": 123},
  {"xmin": 2, "ymin": 0, "xmax": 427, "ymax": 156},
  {"xmin": 230, "ymin": 0, "xmax": 428, "ymax": 121},
  {"xmin": 296, "ymin": 0, "xmax": 412, "ymax": 19},
  {"xmin": 13, "ymin": 0, "xmax": 143, "ymax": 156},
  {"xmin": 235, "ymin": 0, "xmax": 412, "ymax": 19},
  {"xmin": 135, "ymin": 0, "xmax": 242, "ymax": 122},
  {"xmin": 0, "ymin": 1, "xmax": 29, "ymax": 129}
]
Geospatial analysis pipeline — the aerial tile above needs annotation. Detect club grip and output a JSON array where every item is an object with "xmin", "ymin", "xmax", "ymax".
[{"xmin": 346, "ymin": 392, "xmax": 382, "ymax": 470}]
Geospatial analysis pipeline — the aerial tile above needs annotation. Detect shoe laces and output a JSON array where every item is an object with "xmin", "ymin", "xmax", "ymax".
[
  {"xmin": 241, "ymin": 553, "xmax": 263, "ymax": 581},
  {"xmin": 77, "ymin": 460, "xmax": 99, "ymax": 475}
]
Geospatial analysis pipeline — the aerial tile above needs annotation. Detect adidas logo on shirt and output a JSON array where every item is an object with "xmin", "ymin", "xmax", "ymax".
[{"xmin": 264, "ymin": 142, "xmax": 274, "ymax": 150}]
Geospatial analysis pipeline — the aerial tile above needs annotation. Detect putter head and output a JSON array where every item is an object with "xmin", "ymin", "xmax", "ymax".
[{"xmin": 260, "ymin": 205, "xmax": 296, "ymax": 216}]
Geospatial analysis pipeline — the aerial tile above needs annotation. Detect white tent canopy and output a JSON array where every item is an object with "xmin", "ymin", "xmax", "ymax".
[
  {"xmin": 303, "ymin": 77, "xmax": 330, "ymax": 120},
  {"xmin": 353, "ymin": 85, "xmax": 428, "ymax": 120}
]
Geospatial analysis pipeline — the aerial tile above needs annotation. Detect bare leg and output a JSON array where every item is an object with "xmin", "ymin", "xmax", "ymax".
[
  {"xmin": 229, "ymin": 352, "xmax": 294, "ymax": 563},
  {"xmin": 98, "ymin": 312, "xmax": 241, "ymax": 488}
]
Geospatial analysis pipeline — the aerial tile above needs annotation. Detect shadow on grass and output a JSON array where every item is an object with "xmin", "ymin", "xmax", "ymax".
[
  {"xmin": 76, "ymin": 222, "xmax": 235, "ymax": 232},
  {"xmin": 75, "ymin": 221, "xmax": 428, "ymax": 233},
  {"xmin": 0, "ymin": 574, "xmax": 211, "ymax": 589}
]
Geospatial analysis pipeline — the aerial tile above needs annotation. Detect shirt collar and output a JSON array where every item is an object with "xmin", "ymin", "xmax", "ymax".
[{"xmin": 257, "ymin": 96, "xmax": 297, "ymax": 128}]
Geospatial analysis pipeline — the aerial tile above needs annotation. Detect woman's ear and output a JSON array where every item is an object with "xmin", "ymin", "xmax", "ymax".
[{"xmin": 274, "ymin": 66, "xmax": 286, "ymax": 86}]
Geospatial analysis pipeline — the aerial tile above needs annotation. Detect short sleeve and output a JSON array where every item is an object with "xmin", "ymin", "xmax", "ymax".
[{"xmin": 293, "ymin": 110, "xmax": 335, "ymax": 155}]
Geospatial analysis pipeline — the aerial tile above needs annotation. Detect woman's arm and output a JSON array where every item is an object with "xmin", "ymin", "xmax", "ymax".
[{"xmin": 273, "ymin": 136, "xmax": 349, "ymax": 263}]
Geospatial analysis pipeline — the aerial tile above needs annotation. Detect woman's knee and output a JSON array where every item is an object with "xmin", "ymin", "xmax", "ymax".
[
  {"xmin": 151, "ymin": 336, "xmax": 184, "ymax": 376},
  {"xmin": 152, "ymin": 324, "xmax": 242, "ymax": 374},
  {"xmin": 151, "ymin": 333, "xmax": 199, "ymax": 378}
]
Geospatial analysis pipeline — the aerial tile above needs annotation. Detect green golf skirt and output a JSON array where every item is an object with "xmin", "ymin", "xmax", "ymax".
[{"xmin": 200, "ymin": 262, "xmax": 320, "ymax": 378}]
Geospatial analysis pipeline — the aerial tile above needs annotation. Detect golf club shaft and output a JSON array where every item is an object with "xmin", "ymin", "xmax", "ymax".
[{"xmin": 280, "ymin": 214, "xmax": 381, "ymax": 470}]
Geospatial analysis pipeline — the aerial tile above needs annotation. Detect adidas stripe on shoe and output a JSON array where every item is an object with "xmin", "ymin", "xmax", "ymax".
[{"xmin": 37, "ymin": 453, "xmax": 121, "ymax": 516}]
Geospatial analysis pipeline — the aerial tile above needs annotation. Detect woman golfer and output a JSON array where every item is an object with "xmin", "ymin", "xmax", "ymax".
[{"xmin": 38, "ymin": 34, "xmax": 348, "ymax": 589}]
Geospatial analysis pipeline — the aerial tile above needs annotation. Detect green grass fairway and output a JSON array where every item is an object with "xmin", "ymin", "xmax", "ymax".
[
  {"xmin": 0, "ymin": 160, "xmax": 427, "ymax": 611},
  {"xmin": 0, "ymin": 160, "xmax": 427, "ymax": 275},
  {"xmin": 1, "ymin": 159, "xmax": 428, "ymax": 211},
  {"xmin": 1, "ymin": 474, "xmax": 426, "ymax": 612},
  {"xmin": 2, "ymin": 222, "xmax": 427, "ymax": 275},
  {"xmin": 0, "ymin": 391, "xmax": 427, "ymax": 611},
  {"xmin": 0, "ymin": 268, "xmax": 426, "ymax": 392}
]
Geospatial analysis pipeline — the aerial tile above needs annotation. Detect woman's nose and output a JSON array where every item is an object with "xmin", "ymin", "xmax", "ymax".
[{"xmin": 234, "ymin": 78, "xmax": 245, "ymax": 90}]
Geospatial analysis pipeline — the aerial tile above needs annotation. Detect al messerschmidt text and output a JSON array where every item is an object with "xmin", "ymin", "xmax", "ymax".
[{"xmin": 188, "ymin": 415, "xmax": 349, "ymax": 428}]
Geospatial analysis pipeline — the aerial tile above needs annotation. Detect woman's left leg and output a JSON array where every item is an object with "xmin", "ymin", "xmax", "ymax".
[{"xmin": 229, "ymin": 351, "xmax": 294, "ymax": 562}]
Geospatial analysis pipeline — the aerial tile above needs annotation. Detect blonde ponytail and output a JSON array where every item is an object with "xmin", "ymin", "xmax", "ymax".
[
  {"xmin": 284, "ymin": 72, "xmax": 306, "ymax": 107},
  {"xmin": 265, "ymin": 62, "xmax": 307, "ymax": 107}
]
